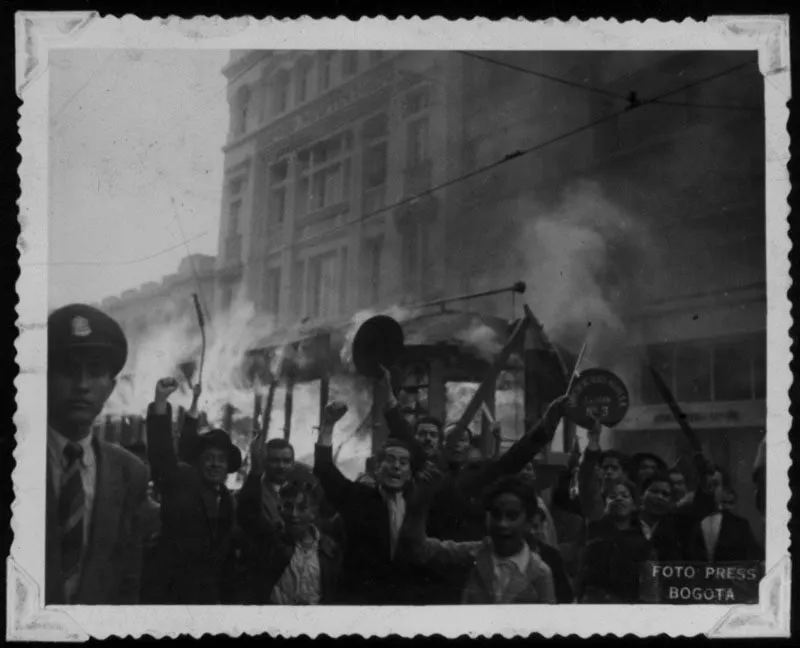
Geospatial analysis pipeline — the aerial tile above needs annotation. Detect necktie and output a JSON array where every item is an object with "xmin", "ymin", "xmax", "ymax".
[{"xmin": 59, "ymin": 443, "xmax": 85, "ymax": 588}]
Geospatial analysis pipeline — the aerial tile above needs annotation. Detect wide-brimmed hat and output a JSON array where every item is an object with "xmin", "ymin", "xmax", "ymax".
[{"xmin": 193, "ymin": 429, "xmax": 242, "ymax": 473}]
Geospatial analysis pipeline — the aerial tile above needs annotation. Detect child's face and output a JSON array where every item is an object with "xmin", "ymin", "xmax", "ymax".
[
  {"xmin": 605, "ymin": 483, "xmax": 635, "ymax": 519},
  {"xmin": 280, "ymin": 491, "xmax": 317, "ymax": 539},
  {"xmin": 487, "ymin": 493, "xmax": 531, "ymax": 557}
]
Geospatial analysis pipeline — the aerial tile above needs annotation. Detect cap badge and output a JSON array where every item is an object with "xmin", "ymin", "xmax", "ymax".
[{"xmin": 71, "ymin": 316, "xmax": 92, "ymax": 338}]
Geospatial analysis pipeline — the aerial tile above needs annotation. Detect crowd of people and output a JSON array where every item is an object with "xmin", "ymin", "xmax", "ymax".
[{"xmin": 45, "ymin": 303, "xmax": 766, "ymax": 606}]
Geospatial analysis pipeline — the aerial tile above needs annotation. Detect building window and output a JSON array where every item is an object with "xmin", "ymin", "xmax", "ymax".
[
  {"xmin": 343, "ymin": 51, "xmax": 358, "ymax": 77},
  {"xmin": 319, "ymin": 52, "xmax": 335, "ymax": 92},
  {"xmin": 296, "ymin": 58, "xmax": 313, "ymax": 103},
  {"xmin": 292, "ymin": 260, "xmax": 305, "ymax": 318},
  {"xmin": 307, "ymin": 251, "xmax": 339, "ymax": 321},
  {"xmin": 296, "ymin": 131, "xmax": 354, "ymax": 215},
  {"xmin": 234, "ymin": 86, "xmax": 251, "ymax": 136},
  {"xmin": 403, "ymin": 87, "xmax": 430, "ymax": 119},
  {"xmin": 222, "ymin": 286, "xmax": 234, "ymax": 311},
  {"xmin": 407, "ymin": 117, "xmax": 430, "ymax": 167},
  {"xmin": 269, "ymin": 160, "xmax": 288, "ymax": 227},
  {"xmin": 340, "ymin": 247, "xmax": 349, "ymax": 314},
  {"xmin": 401, "ymin": 221, "xmax": 432, "ymax": 296},
  {"xmin": 363, "ymin": 113, "xmax": 389, "ymax": 189},
  {"xmin": 362, "ymin": 236, "xmax": 384, "ymax": 305},
  {"xmin": 229, "ymin": 177, "xmax": 245, "ymax": 197},
  {"xmin": 266, "ymin": 266, "xmax": 281, "ymax": 316},
  {"xmin": 272, "ymin": 69, "xmax": 290, "ymax": 115},
  {"xmin": 675, "ymin": 341, "xmax": 712, "ymax": 402},
  {"xmin": 229, "ymin": 200, "xmax": 242, "ymax": 235},
  {"xmin": 640, "ymin": 333, "xmax": 767, "ymax": 405}
]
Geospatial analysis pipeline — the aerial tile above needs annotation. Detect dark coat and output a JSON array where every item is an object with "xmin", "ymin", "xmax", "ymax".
[
  {"xmin": 535, "ymin": 541, "xmax": 575, "ymax": 603},
  {"xmin": 45, "ymin": 438, "xmax": 148, "ymax": 604},
  {"xmin": 313, "ymin": 444, "xmax": 430, "ymax": 605},
  {"xmin": 146, "ymin": 404, "xmax": 238, "ymax": 604},
  {"xmin": 237, "ymin": 472, "xmax": 343, "ymax": 604},
  {"xmin": 683, "ymin": 510, "xmax": 763, "ymax": 563},
  {"xmin": 579, "ymin": 517, "xmax": 655, "ymax": 603}
]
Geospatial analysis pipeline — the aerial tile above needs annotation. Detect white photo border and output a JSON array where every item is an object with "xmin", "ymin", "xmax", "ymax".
[{"xmin": 12, "ymin": 14, "xmax": 792, "ymax": 640}]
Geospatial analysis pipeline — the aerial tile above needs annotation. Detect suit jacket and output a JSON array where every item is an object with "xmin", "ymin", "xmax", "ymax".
[
  {"xmin": 146, "ymin": 404, "xmax": 238, "ymax": 604},
  {"xmin": 45, "ymin": 437, "xmax": 148, "ymax": 604},
  {"xmin": 683, "ymin": 510, "xmax": 763, "ymax": 563},
  {"xmin": 313, "ymin": 444, "xmax": 431, "ymax": 604},
  {"xmin": 535, "ymin": 541, "xmax": 574, "ymax": 603},
  {"xmin": 237, "ymin": 473, "xmax": 342, "ymax": 604}
]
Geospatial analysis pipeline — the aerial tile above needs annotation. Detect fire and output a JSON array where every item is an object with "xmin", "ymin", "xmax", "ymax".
[{"xmin": 104, "ymin": 295, "xmax": 375, "ymax": 480}]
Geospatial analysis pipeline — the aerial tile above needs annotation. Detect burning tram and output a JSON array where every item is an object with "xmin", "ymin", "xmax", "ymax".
[{"xmin": 94, "ymin": 282, "xmax": 577, "ymax": 488}]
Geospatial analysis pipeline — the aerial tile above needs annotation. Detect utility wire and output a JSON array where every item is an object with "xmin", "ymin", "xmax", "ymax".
[
  {"xmin": 462, "ymin": 51, "xmax": 760, "ymax": 113},
  {"xmin": 230, "ymin": 60, "xmax": 756, "ymax": 274},
  {"xmin": 23, "ymin": 231, "xmax": 210, "ymax": 267}
]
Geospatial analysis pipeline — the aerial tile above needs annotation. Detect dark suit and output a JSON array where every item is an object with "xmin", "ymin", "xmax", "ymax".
[
  {"xmin": 683, "ymin": 510, "xmax": 763, "ymax": 563},
  {"xmin": 237, "ymin": 473, "xmax": 343, "ymax": 604},
  {"xmin": 534, "ymin": 541, "xmax": 574, "ymax": 603},
  {"xmin": 45, "ymin": 438, "xmax": 147, "ymax": 604},
  {"xmin": 313, "ymin": 444, "xmax": 429, "ymax": 605},
  {"xmin": 146, "ymin": 404, "xmax": 238, "ymax": 604}
]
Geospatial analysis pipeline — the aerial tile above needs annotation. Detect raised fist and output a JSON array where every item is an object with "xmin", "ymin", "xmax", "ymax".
[
  {"xmin": 191, "ymin": 382, "xmax": 202, "ymax": 402},
  {"xmin": 322, "ymin": 401, "xmax": 348, "ymax": 426},
  {"xmin": 155, "ymin": 377, "xmax": 179, "ymax": 402}
]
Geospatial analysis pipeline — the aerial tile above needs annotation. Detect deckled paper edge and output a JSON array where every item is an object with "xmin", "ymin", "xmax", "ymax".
[{"xmin": 12, "ymin": 14, "xmax": 792, "ymax": 640}]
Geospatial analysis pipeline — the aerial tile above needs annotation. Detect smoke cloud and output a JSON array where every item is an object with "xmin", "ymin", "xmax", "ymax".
[{"xmin": 515, "ymin": 181, "xmax": 655, "ymax": 373}]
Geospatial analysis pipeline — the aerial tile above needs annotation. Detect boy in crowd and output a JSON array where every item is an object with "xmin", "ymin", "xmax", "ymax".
[
  {"xmin": 238, "ymin": 475, "xmax": 342, "ymax": 604},
  {"xmin": 402, "ymin": 473, "xmax": 556, "ymax": 604}
]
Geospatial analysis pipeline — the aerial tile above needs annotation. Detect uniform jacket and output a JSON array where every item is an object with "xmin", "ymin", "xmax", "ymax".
[
  {"xmin": 237, "ymin": 474, "xmax": 343, "ymax": 604},
  {"xmin": 45, "ymin": 437, "xmax": 147, "ymax": 604},
  {"xmin": 146, "ymin": 404, "xmax": 238, "ymax": 604}
]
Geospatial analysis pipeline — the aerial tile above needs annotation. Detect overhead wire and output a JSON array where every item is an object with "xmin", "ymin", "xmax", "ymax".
[{"xmin": 461, "ymin": 51, "xmax": 761, "ymax": 113}]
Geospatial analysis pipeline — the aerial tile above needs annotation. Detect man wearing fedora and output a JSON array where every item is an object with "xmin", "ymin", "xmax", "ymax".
[
  {"xmin": 145, "ymin": 377, "xmax": 243, "ymax": 604},
  {"xmin": 46, "ymin": 304, "xmax": 148, "ymax": 604}
]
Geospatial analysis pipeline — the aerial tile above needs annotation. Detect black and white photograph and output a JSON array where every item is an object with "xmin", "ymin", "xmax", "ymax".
[{"xmin": 12, "ymin": 15, "xmax": 791, "ymax": 640}]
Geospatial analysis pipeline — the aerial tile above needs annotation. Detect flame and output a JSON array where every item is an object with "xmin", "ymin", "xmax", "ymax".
[{"xmin": 104, "ymin": 294, "xmax": 374, "ymax": 480}]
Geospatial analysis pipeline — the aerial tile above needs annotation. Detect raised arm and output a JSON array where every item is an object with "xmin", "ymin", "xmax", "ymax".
[
  {"xmin": 464, "ymin": 396, "xmax": 569, "ymax": 495},
  {"xmin": 177, "ymin": 383, "xmax": 202, "ymax": 462},
  {"xmin": 379, "ymin": 364, "xmax": 417, "ymax": 447},
  {"xmin": 578, "ymin": 419, "xmax": 605, "ymax": 522},
  {"xmin": 146, "ymin": 378, "xmax": 181, "ymax": 483},
  {"xmin": 313, "ymin": 401, "xmax": 363, "ymax": 514}
]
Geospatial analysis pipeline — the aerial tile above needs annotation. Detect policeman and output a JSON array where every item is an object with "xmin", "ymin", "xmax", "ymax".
[{"xmin": 46, "ymin": 304, "xmax": 148, "ymax": 604}]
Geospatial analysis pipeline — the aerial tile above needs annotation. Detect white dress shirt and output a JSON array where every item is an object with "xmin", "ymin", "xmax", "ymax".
[
  {"xmin": 491, "ymin": 542, "xmax": 532, "ymax": 603},
  {"xmin": 701, "ymin": 512, "xmax": 723, "ymax": 562},
  {"xmin": 270, "ymin": 527, "xmax": 322, "ymax": 605},
  {"xmin": 380, "ymin": 488, "xmax": 406, "ymax": 560}
]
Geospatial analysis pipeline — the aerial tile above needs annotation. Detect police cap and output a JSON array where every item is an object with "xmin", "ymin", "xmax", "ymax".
[{"xmin": 48, "ymin": 304, "xmax": 128, "ymax": 377}]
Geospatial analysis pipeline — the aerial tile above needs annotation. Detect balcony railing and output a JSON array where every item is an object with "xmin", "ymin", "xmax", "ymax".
[{"xmin": 403, "ymin": 159, "xmax": 433, "ymax": 196}]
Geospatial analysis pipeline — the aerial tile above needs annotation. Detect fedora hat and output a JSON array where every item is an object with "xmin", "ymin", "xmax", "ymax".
[{"xmin": 193, "ymin": 429, "xmax": 242, "ymax": 473}]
